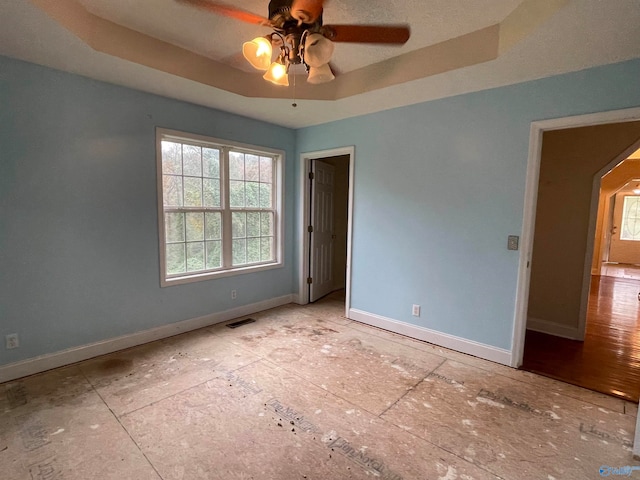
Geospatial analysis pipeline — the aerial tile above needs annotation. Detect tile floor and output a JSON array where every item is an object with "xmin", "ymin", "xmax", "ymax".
[{"xmin": 1, "ymin": 291, "xmax": 639, "ymax": 479}]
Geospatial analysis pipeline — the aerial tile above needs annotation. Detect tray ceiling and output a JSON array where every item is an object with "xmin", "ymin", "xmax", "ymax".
[{"xmin": 1, "ymin": 0, "xmax": 639, "ymax": 128}]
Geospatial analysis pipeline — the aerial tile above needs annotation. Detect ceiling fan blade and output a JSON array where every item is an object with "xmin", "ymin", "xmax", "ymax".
[
  {"xmin": 176, "ymin": 0, "xmax": 269, "ymax": 25},
  {"xmin": 322, "ymin": 24, "xmax": 410, "ymax": 44}
]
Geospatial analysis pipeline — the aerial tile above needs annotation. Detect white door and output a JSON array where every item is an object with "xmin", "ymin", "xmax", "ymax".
[{"xmin": 309, "ymin": 160, "xmax": 335, "ymax": 302}]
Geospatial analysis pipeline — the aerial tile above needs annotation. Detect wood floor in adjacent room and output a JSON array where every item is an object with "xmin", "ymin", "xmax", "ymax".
[
  {"xmin": 1, "ymin": 291, "xmax": 638, "ymax": 479},
  {"xmin": 522, "ymin": 274, "xmax": 640, "ymax": 403}
]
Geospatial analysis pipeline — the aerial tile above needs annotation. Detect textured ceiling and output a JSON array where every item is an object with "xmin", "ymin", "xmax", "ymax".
[
  {"xmin": 75, "ymin": 0, "xmax": 522, "ymax": 73},
  {"xmin": 1, "ymin": 0, "xmax": 639, "ymax": 128}
]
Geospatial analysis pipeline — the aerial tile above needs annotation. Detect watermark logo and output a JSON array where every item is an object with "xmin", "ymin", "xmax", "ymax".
[{"xmin": 600, "ymin": 465, "xmax": 640, "ymax": 477}]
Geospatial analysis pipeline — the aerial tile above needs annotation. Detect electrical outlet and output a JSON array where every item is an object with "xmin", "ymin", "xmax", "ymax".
[
  {"xmin": 508, "ymin": 235, "xmax": 520, "ymax": 251},
  {"xmin": 412, "ymin": 305, "xmax": 421, "ymax": 317},
  {"xmin": 6, "ymin": 333, "xmax": 19, "ymax": 349},
  {"xmin": 231, "ymin": 290, "xmax": 237, "ymax": 300}
]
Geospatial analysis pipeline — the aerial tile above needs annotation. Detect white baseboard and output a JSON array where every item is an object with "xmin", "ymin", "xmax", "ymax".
[
  {"xmin": 348, "ymin": 309, "xmax": 512, "ymax": 366},
  {"xmin": 0, "ymin": 295, "xmax": 294, "ymax": 384},
  {"xmin": 526, "ymin": 317, "xmax": 580, "ymax": 340}
]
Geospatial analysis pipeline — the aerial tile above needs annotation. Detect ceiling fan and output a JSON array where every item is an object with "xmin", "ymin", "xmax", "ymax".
[{"xmin": 177, "ymin": 0, "xmax": 410, "ymax": 86}]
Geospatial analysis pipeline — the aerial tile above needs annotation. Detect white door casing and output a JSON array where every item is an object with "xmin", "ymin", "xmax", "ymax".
[
  {"xmin": 309, "ymin": 160, "xmax": 335, "ymax": 302},
  {"xmin": 297, "ymin": 146, "xmax": 354, "ymax": 316},
  {"xmin": 512, "ymin": 107, "xmax": 640, "ymax": 368},
  {"xmin": 603, "ymin": 195, "xmax": 616, "ymax": 263}
]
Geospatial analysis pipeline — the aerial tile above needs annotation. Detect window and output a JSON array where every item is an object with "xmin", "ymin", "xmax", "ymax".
[
  {"xmin": 621, "ymin": 196, "xmax": 640, "ymax": 241},
  {"xmin": 157, "ymin": 129, "xmax": 283, "ymax": 286}
]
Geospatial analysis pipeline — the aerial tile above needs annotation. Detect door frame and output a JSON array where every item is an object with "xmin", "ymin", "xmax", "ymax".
[
  {"xmin": 511, "ymin": 106, "xmax": 640, "ymax": 368},
  {"xmin": 297, "ymin": 146, "xmax": 355, "ymax": 316}
]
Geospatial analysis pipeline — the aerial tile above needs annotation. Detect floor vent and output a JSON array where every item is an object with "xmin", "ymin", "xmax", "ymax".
[{"xmin": 226, "ymin": 318, "xmax": 256, "ymax": 329}]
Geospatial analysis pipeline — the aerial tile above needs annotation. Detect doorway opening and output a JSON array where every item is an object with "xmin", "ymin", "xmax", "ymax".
[
  {"xmin": 598, "ymin": 170, "xmax": 640, "ymax": 272},
  {"xmin": 512, "ymin": 108, "xmax": 640, "ymax": 401},
  {"xmin": 297, "ymin": 147, "xmax": 354, "ymax": 316}
]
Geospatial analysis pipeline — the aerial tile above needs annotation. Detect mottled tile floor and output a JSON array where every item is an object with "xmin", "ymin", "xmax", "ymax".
[{"xmin": 1, "ymin": 291, "xmax": 639, "ymax": 479}]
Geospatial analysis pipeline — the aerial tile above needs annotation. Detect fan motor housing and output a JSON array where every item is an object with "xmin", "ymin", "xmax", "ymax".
[{"xmin": 268, "ymin": 0, "xmax": 323, "ymax": 28}]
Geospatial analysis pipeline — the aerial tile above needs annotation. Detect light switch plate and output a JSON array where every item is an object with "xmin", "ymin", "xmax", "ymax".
[{"xmin": 508, "ymin": 235, "xmax": 519, "ymax": 251}]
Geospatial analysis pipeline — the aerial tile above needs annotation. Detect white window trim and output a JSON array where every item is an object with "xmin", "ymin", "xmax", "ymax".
[{"xmin": 156, "ymin": 128, "xmax": 285, "ymax": 287}]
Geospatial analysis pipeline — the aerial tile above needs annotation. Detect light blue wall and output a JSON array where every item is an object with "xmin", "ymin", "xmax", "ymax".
[
  {"xmin": 0, "ymin": 56, "xmax": 296, "ymax": 366},
  {"xmin": 2, "ymin": 55, "xmax": 640, "ymax": 367},
  {"xmin": 296, "ymin": 59, "xmax": 640, "ymax": 350}
]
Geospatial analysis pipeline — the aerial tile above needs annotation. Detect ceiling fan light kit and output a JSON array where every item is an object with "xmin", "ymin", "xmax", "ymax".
[
  {"xmin": 303, "ymin": 32, "xmax": 335, "ymax": 84},
  {"xmin": 182, "ymin": 0, "xmax": 410, "ymax": 87},
  {"xmin": 263, "ymin": 58, "xmax": 290, "ymax": 86},
  {"xmin": 303, "ymin": 33, "xmax": 334, "ymax": 67},
  {"xmin": 307, "ymin": 63, "xmax": 335, "ymax": 84},
  {"xmin": 242, "ymin": 36, "xmax": 273, "ymax": 70}
]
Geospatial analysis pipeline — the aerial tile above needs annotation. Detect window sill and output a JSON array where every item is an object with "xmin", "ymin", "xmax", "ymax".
[{"xmin": 161, "ymin": 262, "xmax": 284, "ymax": 287}]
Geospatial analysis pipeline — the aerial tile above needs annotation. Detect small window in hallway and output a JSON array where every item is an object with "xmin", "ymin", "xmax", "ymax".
[{"xmin": 621, "ymin": 196, "xmax": 640, "ymax": 240}]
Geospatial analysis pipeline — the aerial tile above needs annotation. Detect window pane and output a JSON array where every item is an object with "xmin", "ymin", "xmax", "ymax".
[
  {"xmin": 246, "ymin": 154, "xmax": 259, "ymax": 181},
  {"xmin": 186, "ymin": 242, "xmax": 205, "ymax": 272},
  {"xmin": 230, "ymin": 180, "xmax": 245, "ymax": 207},
  {"xmin": 186, "ymin": 212, "xmax": 204, "ymax": 242},
  {"xmin": 205, "ymin": 213, "xmax": 221, "ymax": 240},
  {"xmin": 163, "ymin": 175, "xmax": 183, "ymax": 207},
  {"xmin": 233, "ymin": 239, "xmax": 246, "ymax": 265},
  {"xmin": 162, "ymin": 141, "xmax": 182, "ymax": 175},
  {"xmin": 159, "ymin": 133, "xmax": 280, "ymax": 282},
  {"xmin": 183, "ymin": 145, "xmax": 202, "ymax": 177},
  {"xmin": 259, "ymin": 183, "xmax": 272, "ymax": 208},
  {"xmin": 260, "ymin": 156, "xmax": 273, "ymax": 183},
  {"xmin": 165, "ymin": 213, "xmax": 185, "ymax": 243},
  {"xmin": 203, "ymin": 148, "xmax": 220, "ymax": 178},
  {"xmin": 232, "ymin": 212, "xmax": 246, "ymax": 239},
  {"xmin": 261, "ymin": 237, "xmax": 273, "ymax": 262},
  {"xmin": 247, "ymin": 238, "xmax": 261, "ymax": 263},
  {"xmin": 203, "ymin": 178, "xmax": 220, "ymax": 207},
  {"xmin": 166, "ymin": 243, "xmax": 186, "ymax": 275},
  {"xmin": 206, "ymin": 240, "xmax": 222, "ymax": 269},
  {"xmin": 246, "ymin": 182, "xmax": 260, "ymax": 208},
  {"xmin": 184, "ymin": 177, "xmax": 202, "ymax": 207},
  {"xmin": 229, "ymin": 152, "xmax": 245, "ymax": 180},
  {"xmin": 246, "ymin": 212, "xmax": 260, "ymax": 237},
  {"xmin": 261, "ymin": 212, "xmax": 273, "ymax": 236}
]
